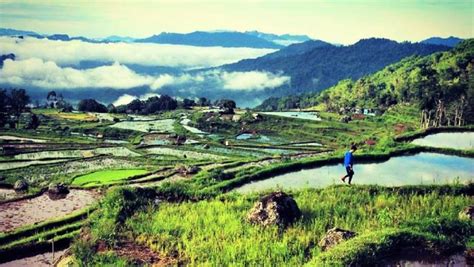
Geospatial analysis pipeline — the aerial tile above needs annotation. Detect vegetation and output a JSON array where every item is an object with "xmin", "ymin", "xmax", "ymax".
[
  {"xmin": 0, "ymin": 88, "xmax": 30, "ymax": 128},
  {"xmin": 73, "ymin": 185, "xmax": 473, "ymax": 266},
  {"xmin": 257, "ymin": 39, "xmax": 474, "ymax": 128},
  {"xmin": 71, "ymin": 169, "xmax": 149, "ymax": 187},
  {"xmin": 226, "ymin": 38, "xmax": 450, "ymax": 95},
  {"xmin": 78, "ymin": 99, "xmax": 108, "ymax": 113},
  {"xmin": 0, "ymin": 43, "xmax": 472, "ymax": 265}
]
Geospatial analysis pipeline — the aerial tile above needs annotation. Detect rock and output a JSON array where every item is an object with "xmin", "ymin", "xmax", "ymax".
[
  {"xmin": 13, "ymin": 179, "xmax": 28, "ymax": 191},
  {"xmin": 459, "ymin": 205, "xmax": 474, "ymax": 221},
  {"xmin": 318, "ymin": 228, "xmax": 357, "ymax": 251},
  {"xmin": 48, "ymin": 183, "xmax": 69, "ymax": 195},
  {"xmin": 187, "ymin": 166, "xmax": 201, "ymax": 174},
  {"xmin": 340, "ymin": 116, "xmax": 351, "ymax": 123},
  {"xmin": 176, "ymin": 165, "xmax": 201, "ymax": 176},
  {"xmin": 247, "ymin": 191, "xmax": 301, "ymax": 227}
]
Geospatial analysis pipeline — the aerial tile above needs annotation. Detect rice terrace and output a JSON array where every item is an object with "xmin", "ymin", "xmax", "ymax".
[{"xmin": 0, "ymin": 1, "xmax": 473, "ymax": 266}]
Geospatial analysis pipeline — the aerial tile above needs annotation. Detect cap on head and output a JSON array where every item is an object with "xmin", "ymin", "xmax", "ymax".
[{"xmin": 351, "ymin": 144, "xmax": 357, "ymax": 151}]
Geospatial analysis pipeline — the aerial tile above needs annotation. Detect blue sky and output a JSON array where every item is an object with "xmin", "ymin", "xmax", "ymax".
[{"xmin": 0, "ymin": 0, "xmax": 472, "ymax": 44}]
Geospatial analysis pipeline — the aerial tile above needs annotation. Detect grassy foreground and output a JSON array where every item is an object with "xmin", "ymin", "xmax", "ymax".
[{"xmin": 73, "ymin": 184, "xmax": 473, "ymax": 266}]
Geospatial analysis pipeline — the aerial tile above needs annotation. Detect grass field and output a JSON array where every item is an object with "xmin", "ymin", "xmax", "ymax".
[
  {"xmin": 75, "ymin": 185, "xmax": 473, "ymax": 266},
  {"xmin": 71, "ymin": 169, "xmax": 149, "ymax": 187}
]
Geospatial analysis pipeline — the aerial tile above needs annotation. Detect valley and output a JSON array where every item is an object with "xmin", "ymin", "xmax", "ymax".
[{"xmin": 0, "ymin": 97, "xmax": 472, "ymax": 265}]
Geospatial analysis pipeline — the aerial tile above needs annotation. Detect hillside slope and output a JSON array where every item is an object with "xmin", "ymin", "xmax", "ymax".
[
  {"xmin": 224, "ymin": 38, "xmax": 450, "ymax": 95},
  {"xmin": 258, "ymin": 39, "xmax": 474, "ymax": 127}
]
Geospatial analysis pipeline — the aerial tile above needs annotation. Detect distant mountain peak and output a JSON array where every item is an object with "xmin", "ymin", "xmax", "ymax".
[
  {"xmin": 421, "ymin": 36, "xmax": 464, "ymax": 47},
  {"xmin": 135, "ymin": 31, "xmax": 284, "ymax": 49}
]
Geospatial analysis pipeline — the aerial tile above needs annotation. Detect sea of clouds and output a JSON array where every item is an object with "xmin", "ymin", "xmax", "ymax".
[
  {"xmin": 0, "ymin": 36, "xmax": 274, "ymax": 68},
  {"xmin": 0, "ymin": 36, "xmax": 290, "ymax": 106}
]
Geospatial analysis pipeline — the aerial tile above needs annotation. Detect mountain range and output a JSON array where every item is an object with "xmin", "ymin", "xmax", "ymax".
[
  {"xmin": 256, "ymin": 39, "xmax": 474, "ymax": 127},
  {"xmin": 0, "ymin": 27, "xmax": 468, "ymax": 107},
  {"xmin": 134, "ymin": 31, "xmax": 283, "ymax": 49},
  {"xmin": 0, "ymin": 28, "xmax": 311, "ymax": 48},
  {"xmin": 222, "ymin": 38, "xmax": 451, "ymax": 96},
  {"xmin": 421, "ymin": 36, "xmax": 464, "ymax": 47}
]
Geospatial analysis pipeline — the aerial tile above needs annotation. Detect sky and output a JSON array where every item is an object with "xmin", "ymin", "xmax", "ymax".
[{"xmin": 0, "ymin": 0, "xmax": 472, "ymax": 44}]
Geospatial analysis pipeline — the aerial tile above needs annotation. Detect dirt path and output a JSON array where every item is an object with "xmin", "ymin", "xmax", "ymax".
[
  {"xmin": 0, "ymin": 189, "xmax": 100, "ymax": 232},
  {"xmin": 112, "ymin": 241, "xmax": 177, "ymax": 266},
  {"xmin": 0, "ymin": 188, "xmax": 24, "ymax": 202},
  {"xmin": 0, "ymin": 249, "xmax": 67, "ymax": 267}
]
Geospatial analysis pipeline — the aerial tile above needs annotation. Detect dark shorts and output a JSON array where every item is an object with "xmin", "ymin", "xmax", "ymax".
[{"xmin": 345, "ymin": 166, "xmax": 354, "ymax": 176}]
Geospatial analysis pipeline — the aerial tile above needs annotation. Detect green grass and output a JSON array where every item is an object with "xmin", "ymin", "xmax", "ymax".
[
  {"xmin": 71, "ymin": 169, "xmax": 149, "ymax": 187},
  {"xmin": 116, "ymin": 185, "xmax": 473, "ymax": 266}
]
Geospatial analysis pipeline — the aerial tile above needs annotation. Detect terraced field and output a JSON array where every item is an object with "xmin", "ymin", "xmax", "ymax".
[{"xmin": 72, "ymin": 169, "xmax": 149, "ymax": 187}]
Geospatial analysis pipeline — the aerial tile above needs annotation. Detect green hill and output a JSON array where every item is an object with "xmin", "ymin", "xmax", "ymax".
[{"xmin": 257, "ymin": 39, "xmax": 474, "ymax": 127}]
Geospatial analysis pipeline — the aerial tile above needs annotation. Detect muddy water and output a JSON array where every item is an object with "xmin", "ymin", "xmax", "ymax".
[
  {"xmin": 0, "ymin": 159, "xmax": 69, "ymax": 171},
  {"xmin": 383, "ymin": 253, "xmax": 468, "ymax": 267},
  {"xmin": 411, "ymin": 132, "xmax": 474, "ymax": 150},
  {"xmin": 0, "ymin": 249, "xmax": 67, "ymax": 267},
  {"xmin": 0, "ymin": 189, "xmax": 100, "ymax": 232},
  {"xmin": 235, "ymin": 152, "xmax": 474, "ymax": 193}
]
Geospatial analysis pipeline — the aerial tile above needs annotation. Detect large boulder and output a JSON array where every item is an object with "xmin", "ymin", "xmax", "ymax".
[
  {"xmin": 459, "ymin": 205, "xmax": 474, "ymax": 221},
  {"xmin": 318, "ymin": 228, "xmax": 357, "ymax": 251},
  {"xmin": 13, "ymin": 179, "xmax": 28, "ymax": 191},
  {"xmin": 247, "ymin": 191, "xmax": 301, "ymax": 227},
  {"xmin": 48, "ymin": 183, "xmax": 69, "ymax": 195},
  {"xmin": 176, "ymin": 165, "xmax": 201, "ymax": 176}
]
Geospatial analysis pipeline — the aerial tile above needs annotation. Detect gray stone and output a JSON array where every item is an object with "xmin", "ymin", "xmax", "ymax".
[
  {"xmin": 318, "ymin": 228, "xmax": 357, "ymax": 251},
  {"xmin": 13, "ymin": 179, "xmax": 28, "ymax": 191},
  {"xmin": 247, "ymin": 191, "xmax": 301, "ymax": 227}
]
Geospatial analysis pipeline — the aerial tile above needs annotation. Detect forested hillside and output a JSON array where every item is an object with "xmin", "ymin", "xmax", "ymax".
[
  {"xmin": 258, "ymin": 39, "xmax": 474, "ymax": 127},
  {"xmin": 223, "ymin": 38, "xmax": 450, "ymax": 95}
]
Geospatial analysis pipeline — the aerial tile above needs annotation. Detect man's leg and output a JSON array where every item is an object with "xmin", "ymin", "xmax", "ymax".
[
  {"xmin": 341, "ymin": 173, "xmax": 348, "ymax": 182},
  {"xmin": 341, "ymin": 167, "xmax": 350, "ymax": 182},
  {"xmin": 348, "ymin": 169, "xmax": 354, "ymax": 185}
]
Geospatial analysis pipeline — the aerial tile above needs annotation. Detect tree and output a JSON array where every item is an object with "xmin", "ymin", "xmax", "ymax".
[
  {"xmin": 197, "ymin": 97, "xmax": 210, "ymax": 107},
  {"xmin": 77, "ymin": 99, "xmax": 107, "ymax": 113},
  {"xmin": 0, "ymin": 89, "xmax": 8, "ymax": 112},
  {"xmin": 25, "ymin": 114, "xmax": 40, "ymax": 129},
  {"xmin": 9, "ymin": 89, "xmax": 30, "ymax": 115},
  {"xmin": 216, "ymin": 99, "xmax": 236, "ymax": 114},
  {"xmin": 182, "ymin": 98, "xmax": 195, "ymax": 109},
  {"xmin": 57, "ymin": 100, "xmax": 73, "ymax": 112},
  {"xmin": 127, "ymin": 99, "xmax": 143, "ymax": 113},
  {"xmin": 46, "ymin": 91, "xmax": 57, "ymax": 108},
  {"xmin": 107, "ymin": 104, "xmax": 117, "ymax": 113}
]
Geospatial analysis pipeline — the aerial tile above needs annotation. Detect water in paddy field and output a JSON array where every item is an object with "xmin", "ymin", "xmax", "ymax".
[
  {"xmin": 235, "ymin": 152, "xmax": 474, "ymax": 193},
  {"xmin": 411, "ymin": 132, "xmax": 474, "ymax": 150},
  {"xmin": 261, "ymin": 111, "xmax": 322, "ymax": 121}
]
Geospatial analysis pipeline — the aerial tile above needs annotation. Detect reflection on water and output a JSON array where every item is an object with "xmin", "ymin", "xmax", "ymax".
[
  {"xmin": 383, "ymin": 253, "xmax": 468, "ymax": 267},
  {"xmin": 236, "ymin": 152, "xmax": 474, "ymax": 193},
  {"xmin": 411, "ymin": 132, "xmax": 474, "ymax": 150},
  {"xmin": 261, "ymin": 112, "xmax": 322, "ymax": 121}
]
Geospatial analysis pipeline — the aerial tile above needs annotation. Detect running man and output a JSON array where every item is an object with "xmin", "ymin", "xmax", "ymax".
[{"xmin": 341, "ymin": 144, "xmax": 357, "ymax": 185}]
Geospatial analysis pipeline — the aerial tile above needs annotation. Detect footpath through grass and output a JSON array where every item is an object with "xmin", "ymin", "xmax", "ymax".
[{"xmin": 71, "ymin": 169, "xmax": 148, "ymax": 187}]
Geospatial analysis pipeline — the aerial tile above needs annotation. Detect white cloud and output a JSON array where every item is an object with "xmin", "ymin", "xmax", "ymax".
[
  {"xmin": 0, "ymin": 58, "xmax": 290, "ymax": 92},
  {"xmin": 220, "ymin": 71, "xmax": 290, "ymax": 90},
  {"xmin": 0, "ymin": 36, "xmax": 275, "ymax": 68},
  {"xmin": 0, "ymin": 58, "xmax": 154, "ymax": 89},
  {"xmin": 113, "ymin": 94, "xmax": 137, "ymax": 106},
  {"xmin": 112, "ymin": 93, "xmax": 161, "ymax": 106}
]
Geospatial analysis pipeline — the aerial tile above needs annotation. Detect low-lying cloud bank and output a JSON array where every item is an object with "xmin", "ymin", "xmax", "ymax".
[
  {"xmin": 0, "ymin": 58, "xmax": 290, "ymax": 91},
  {"xmin": 0, "ymin": 36, "xmax": 275, "ymax": 68},
  {"xmin": 112, "ymin": 93, "xmax": 161, "ymax": 106}
]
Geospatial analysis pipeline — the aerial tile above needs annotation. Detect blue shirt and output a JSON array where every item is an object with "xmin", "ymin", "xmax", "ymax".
[{"xmin": 344, "ymin": 151, "xmax": 353, "ymax": 167}]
